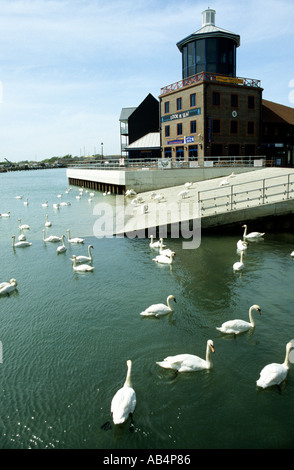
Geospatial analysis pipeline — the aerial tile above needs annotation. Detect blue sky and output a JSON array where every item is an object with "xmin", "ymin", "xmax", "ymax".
[{"xmin": 0, "ymin": 0, "xmax": 294, "ymax": 162}]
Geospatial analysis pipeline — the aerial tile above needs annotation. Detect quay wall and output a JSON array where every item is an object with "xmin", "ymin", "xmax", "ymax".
[{"xmin": 66, "ymin": 166, "xmax": 258, "ymax": 193}]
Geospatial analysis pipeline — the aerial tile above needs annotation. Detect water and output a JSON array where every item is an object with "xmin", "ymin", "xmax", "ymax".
[{"xmin": 1, "ymin": 169, "xmax": 294, "ymax": 449}]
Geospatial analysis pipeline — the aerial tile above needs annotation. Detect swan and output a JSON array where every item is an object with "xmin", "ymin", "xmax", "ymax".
[
  {"xmin": 12, "ymin": 235, "xmax": 32, "ymax": 247},
  {"xmin": 125, "ymin": 189, "xmax": 136, "ymax": 197},
  {"xmin": 15, "ymin": 195, "xmax": 23, "ymax": 199},
  {"xmin": 291, "ymin": 251, "xmax": 294, "ymax": 258},
  {"xmin": 184, "ymin": 182, "xmax": 193, "ymax": 189},
  {"xmin": 66, "ymin": 229, "xmax": 84, "ymax": 244},
  {"xmin": 18, "ymin": 219, "xmax": 30, "ymax": 230},
  {"xmin": 233, "ymin": 251, "xmax": 244, "ymax": 271},
  {"xmin": 103, "ymin": 360, "xmax": 136, "ymax": 432},
  {"xmin": 41, "ymin": 201, "xmax": 48, "ymax": 207},
  {"xmin": 70, "ymin": 245, "xmax": 94, "ymax": 263},
  {"xmin": 152, "ymin": 253, "xmax": 175, "ymax": 264},
  {"xmin": 45, "ymin": 214, "xmax": 52, "ymax": 227},
  {"xmin": 154, "ymin": 193, "xmax": 165, "ymax": 203},
  {"xmin": 57, "ymin": 235, "xmax": 67, "ymax": 253},
  {"xmin": 242, "ymin": 224, "xmax": 265, "ymax": 239},
  {"xmin": 216, "ymin": 304, "xmax": 261, "ymax": 335},
  {"xmin": 256, "ymin": 341, "xmax": 294, "ymax": 389},
  {"xmin": 159, "ymin": 239, "xmax": 175, "ymax": 258},
  {"xmin": 18, "ymin": 228, "xmax": 26, "ymax": 241},
  {"xmin": 42, "ymin": 229, "xmax": 61, "ymax": 243},
  {"xmin": 71, "ymin": 255, "xmax": 94, "ymax": 272},
  {"xmin": 140, "ymin": 295, "xmax": 176, "ymax": 317},
  {"xmin": 149, "ymin": 235, "xmax": 165, "ymax": 248},
  {"xmin": 156, "ymin": 339, "xmax": 215, "ymax": 372},
  {"xmin": 0, "ymin": 279, "xmax": 18, "ymax": 295},
  {"xmin": 0, "ymin": 211, "xmax": 11, "ymax": 217},
  {"xmin": 24, "ymin": 198, "xmax": 29, "ymax": 205},
  {"xmin": 53, "ymin": 203, "xmax": 60, "ymax": 209},
  {"xmin": 237, "ymin": 239, "xmax": 248, "ymax": 251},
  {"xmin": 219, "ymin": 179, "xmax": 229, "ymax": 186},
  {"xmin": 178, "ymin": 189, "xmax": 189, "ymax": 199}
]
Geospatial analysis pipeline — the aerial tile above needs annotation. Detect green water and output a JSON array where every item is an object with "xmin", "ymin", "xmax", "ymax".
[{"xmin": 0, "ymin": 169, "xmax": 294, "ymax": 449}]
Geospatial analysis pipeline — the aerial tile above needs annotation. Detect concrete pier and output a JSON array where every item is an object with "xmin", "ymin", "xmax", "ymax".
[{"xmin": 115, "ymin": 168, "xmax": 294, "ymax": 236}]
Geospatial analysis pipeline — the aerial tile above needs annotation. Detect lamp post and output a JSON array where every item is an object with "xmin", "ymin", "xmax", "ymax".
[{"xmin": 101, "ymin": 142, "xmax": 103, "ymax": 162}]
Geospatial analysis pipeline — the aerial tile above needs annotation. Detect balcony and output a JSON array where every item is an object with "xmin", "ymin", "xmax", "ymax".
[{"xmin": 160, "ymin": 72, "xmax": 262, "ymax": 96}]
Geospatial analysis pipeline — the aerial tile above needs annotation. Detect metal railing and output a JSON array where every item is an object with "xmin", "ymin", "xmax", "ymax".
[
  {"xmin": 68, "ymin": 156, "xmax": 267, "ymax": 171},
  {"xmin": 160, "ymin": 72, "xmax": 261, "ymax": 96},
  {"xmin": 198, "ymin": 172, "xmax": 294, "ymax": 216}
]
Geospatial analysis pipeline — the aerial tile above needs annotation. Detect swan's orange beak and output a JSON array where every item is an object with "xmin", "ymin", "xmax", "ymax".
[
  {"xmin": 258, "ymin": 309, "xmax": 261, "ymax": 315},
  {"xmin": 210, "ymin": 344, "xmax": 215, "ymax": 353}
]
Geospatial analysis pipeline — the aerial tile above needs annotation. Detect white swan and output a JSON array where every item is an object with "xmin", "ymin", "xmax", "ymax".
[
  {"xmin": 216, "ymin": 304, "xmax": 261, "ymax": 335},
  {"xmin": 291, "ymin": 251, "xmax": 294, "ymax": 258},
  {"xmin": 159, "ymin": 239, "xmax": 175, "ymax": 258},
  {"xmin": 110, "ymin": 360, "xmax": 136, "ymax": 428},
  {"xmin": 140, "ymin": 295, "xmax": 176, "ymax": 317},
  {"xmin": 12, "ymin": 235, "xmax": 32, "ymax": 248},
  {"xmin": 242, "ymin": 224, "xmax": 265, "ymax": 239},
  {"xmin": 0, "ymin": 211, "xmax": 11, "ymax": 217},
  {"xmin": 66, "ymin": 229, "xmax": 84, "ymax": 244},
  {"xmin": 71, "ymin": 255, "xmax": 94, "ymax": 272},
  {"xmin": 184, "ymin": 182, "xmax": 193, "ymax": 189},
  {"xmin": 24, "ymin": 198, "xmax": 29, "ymax": 205},
  {"xmin": 15, "ymin": 195, "xmax": 23, "ymax": 199},
  {"xmin": 53, "ymin": 203, "xmax": 60, "ymax": 209},
  {"xmin": 41, "ymin": 201, "xmax": 48, "ymax": 207},
  {"xmin": 156, "ymin": 339, "xmax": 215, "ymax": 372},
  {"xmin": 237, "ymin": 239, "xmax": 248, "ymax": 251},
  {"xmin": 178, "ymin": 189, "xmax": 189, "ymax": 199},
  {"xmin": 0, "ymin": 279, "xmax": 18, "ymax": 295},
  {"xmin": 219, "ymin": 179, "xmax": 229, "ymax": 186},
  {"xmin": 256, "ymin": 341, "xmax": 294, "ymax": 389},
  {"xmin": 18, "ymin": 228, "xmax": 26, "ymax": 241},
  {"xmin": 233, "ymin": 251, "xmax": 244, "ymax": 271},
  {"xmin": 18, "ymin": 219, "xmax": 30, "ymax": 230},
  {"xmin": 70, "ymin": 245, "xmax": 94, "ymax": 263},
  {"xmin": 149, "ymin": 235, "xmax": 165, "ymax": 248},
  {"xmin": 154, "ymin": 193, "xmax": 165, "ymax": 203},
  {"xmin": 45, "ymin": 214, "xmax": 52, "ymax": 227},
  {"xmin": 152, "ymin": 253, "xmax": 175, "ymax": 264},
  {"xmin": 57, "ymin": 235, "xmax": 67, "ymax": 253},
  {"xmin": 42, "ymin": 229, "xmax": 61, "ymax": 243}
]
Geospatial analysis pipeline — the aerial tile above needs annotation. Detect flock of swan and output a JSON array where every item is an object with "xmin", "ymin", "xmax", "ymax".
[
  {"xmin": 101, "ymin": 225, "xmax": 294, "ymax": 433},
  {"xmin": 2, "ymin": 185, "xmax": 294, "ymax": 435}
]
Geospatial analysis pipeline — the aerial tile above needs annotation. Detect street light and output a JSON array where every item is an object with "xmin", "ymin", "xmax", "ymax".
[{"xmin": 101, "ymin": 142, "xmax": 103, "ymax": 161}]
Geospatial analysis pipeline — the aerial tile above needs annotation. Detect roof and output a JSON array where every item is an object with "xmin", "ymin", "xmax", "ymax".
[
  {"xmin": 262, "ymin": 99, "xmax": 294, "ymax": 125},
  {"xmin": 126, "ymin": 132, "xmax": 160, "ymax": 150},
  {"xmin": 119, "ymin": 107, "xmax": 137, "ymax": 122}
]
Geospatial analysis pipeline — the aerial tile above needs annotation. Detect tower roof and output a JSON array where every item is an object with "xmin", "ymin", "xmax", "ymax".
[{"xmin": 177, "ymin": 8, "xmax": 240, "ymax": 51}]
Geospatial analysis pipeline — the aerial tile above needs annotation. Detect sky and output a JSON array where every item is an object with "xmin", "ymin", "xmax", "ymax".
[{"xmin": 0, "ymin": 0, "xmax": 294, "ymax": 162}]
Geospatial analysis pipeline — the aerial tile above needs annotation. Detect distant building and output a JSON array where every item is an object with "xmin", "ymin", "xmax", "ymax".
[
  {"xmin": 261, "ymin": 99, "xmax": 294, "ymax": 166},
  {"xmin": 119, "ymin": 93, "xmax": 159, "ymax": 159}
]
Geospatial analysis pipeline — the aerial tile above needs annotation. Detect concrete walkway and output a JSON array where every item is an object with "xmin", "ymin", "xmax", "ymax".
[{"xmin": 117, "ymin": 167, "xmax": 294, "ymax": 236}]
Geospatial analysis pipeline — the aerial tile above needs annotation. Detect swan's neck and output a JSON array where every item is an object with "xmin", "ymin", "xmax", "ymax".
[
  {"xmin": 284, "ymin": 346, "xmax": 292, "ymax": 368},
  {"xmin": 243, "ymin": 226, "xmax": 247, "ymax": 237},
  {"xmin": 240, "ymin": 251, "xmax": 244, "ymax": 262},
  {"xmin": 248, "ymin": 306, "xmax": 257, "ymax": 326},
  {"xmin": 206, "ymin": 344, "xmax": 213, "ymax": 368},
  {"xmin": 88, "ymin": 246, "xmax": 92, "ymax": 256},
  {"xmin": 124, "ymin": 362, "xmax": 132, "ymax": 388}
]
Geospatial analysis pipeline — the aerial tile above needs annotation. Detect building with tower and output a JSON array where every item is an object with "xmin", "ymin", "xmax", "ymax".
[{"xmin": 159, "ymin": 8, "xmax": 263, "ymax": 163}]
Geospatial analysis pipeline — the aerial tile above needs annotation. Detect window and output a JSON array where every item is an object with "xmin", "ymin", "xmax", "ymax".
[
  {"xmin": 177, "ymin": 123, "xmax": 183, "ymax": 135},
  {"xmin": 230, "ymin": 120, "xmax": 238, "ymax": 134},
  {"xmin": 212, "ymin": 92, "xmax": 220, "ymax": 106},
  {"xmin": 248, "ymin": 96, "xmax": 255, "ymax": 109},
  {"xmin": 247, "ymin": 121, "xmax": 255, "ymax": 135},
  {"xmin": 176, "ymin": 97, "xmax": 182, "ymax": 110},
  {"xmin": 164, "ymin": 147, "xmax": 172, "ymax": 159},
  {"xmin": 164, "ymin": 125, "xmax": 170, "ymax": 137},
  {"xmin": 212, "ymin": 119, "xmax": 220, "ymax": 133},
  {"xmin": 231, "ymin": 94, "xmax": 238, "ymax": 107},
  {"xmin": 164, "ymin": 101, "xmax": 170, "ymax": 114},
  {"xmin": 190, "ymin": 120, "xmax": 196, "ymax": 134},
  {"xmin": 190, "ymin": 93, "xmax": 196, "ymax": 107}
]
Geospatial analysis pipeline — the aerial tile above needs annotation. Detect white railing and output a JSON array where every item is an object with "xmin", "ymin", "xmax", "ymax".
[
  {"xmin": 198, "ymin": 172, "xmax": 294, "ymax": 216},
  {"xmin": 68, "ymin": 156, "xmax": 266, "ymax": 171}
]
